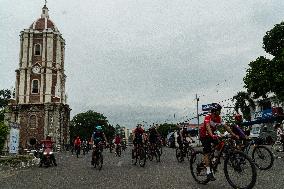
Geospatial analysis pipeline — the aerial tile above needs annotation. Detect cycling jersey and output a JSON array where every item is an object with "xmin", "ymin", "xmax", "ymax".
[
  {"xmin": 199, "ymin": 114, "xmax": 223, "ymax": 139},
  {"xmin": 93, "ymin": 131, "xmax": 105, "ymax": 144},
  {"xmin": 74, "ymin": 138, "xmax": 81, "ymax": 146},
  {"xmin": 114, "ymin": 136, "xmax": 121, "ymax": 144},
  {"xmin": 231, "ymin": 124, "xmax": 246, "ymax": 139},
  {"xmin": 149, "ymin": 129, "xmax": 158, "ymax": 143},
  {"xmin": 133, "ymin": 128, "xmax": 144, "ymax": 144}
]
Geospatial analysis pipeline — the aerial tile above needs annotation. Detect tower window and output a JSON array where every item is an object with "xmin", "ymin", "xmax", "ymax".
[
  {"xmin": 31, "ymin": 79, "xmax": 39, "ymax": 94},
  {"xmin": 29, "ymin": 115, "xmax": 37, "ymax": 129},
  {"xmin": 34, "ymin": 44, "xmax": 41, "ymax": 56}
]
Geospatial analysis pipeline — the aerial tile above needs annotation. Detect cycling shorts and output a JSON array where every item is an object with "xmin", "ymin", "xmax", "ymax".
[{"xmin": 200, "ymin": 137, "xmax": 218, "ymax": 154}]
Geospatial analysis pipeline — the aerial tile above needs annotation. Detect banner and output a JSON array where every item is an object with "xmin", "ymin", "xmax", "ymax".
[{"xmin": 9, "ymin": 128, "xmax": 20, "ymax": 154}]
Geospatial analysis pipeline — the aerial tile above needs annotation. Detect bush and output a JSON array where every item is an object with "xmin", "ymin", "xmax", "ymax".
[
  {"xmin": 0, "ymin": 121, "xmax": 9, "ymax": 154},
  {"xmin": 0, "ymin": 155, "xmax": 34, "ymax": 167}
]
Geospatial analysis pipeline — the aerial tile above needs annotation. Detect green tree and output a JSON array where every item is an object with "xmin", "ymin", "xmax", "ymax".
[
  {"xmin": 0, "ymin": 89, "xmax": 13, "ymax": 122},
  {"xmin": 0, "ymin": 121, "xmax": 9, "ymax": 154},
  {"xmin": 0, "ymin": 89, "xmax": 12, "ymax": 109},
  {"xmin": 263, "ymin": 21, "xmax": 284, "ymax": 57},
  {"xmin": 244, "ymin": 21, "xmax": 284, "ymax": 101},
  {"xmin": 243, "ymin": 57, "xmax": 273, "ymax": 99},
  {"xmin": 70, "ymin": 110, "xmax": 114, "ymax": 142},
  {"xmin": 157, "ymin": 123, "xmax": 178, "ymax": 138},
  {"xmin": 233, "ymin": 91, "xmax": 255, "ymax": 121}
]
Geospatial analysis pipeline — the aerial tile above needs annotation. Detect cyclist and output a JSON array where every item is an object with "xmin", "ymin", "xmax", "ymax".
[
  {"xmin": 177, "ymin": 126, "xmax": 193, "ymax": 160},
  {"xmin": 149, "ymin": 126, "xmax": 159, "ymax": 151},
  {"xmin": 231, "ymin": 114, "xmax": 248, "ymax": 139},
  {"xmin": 132, "ymin": 124, "xmax": 145, "ymax": 158},
  {"xmin": 114, "ymin": 133, "xmax": 122, "ymax": 155},
  {"xmin": 74, "ymin": 136, "xmax": 81, "ymax": 157},
  {"xmin": 199, "ymin": 103, "xmax": 239, "ymax": 181},
  {"xmin": 91, "ymin": 126, "xmax": 108, "ymax": 165}
]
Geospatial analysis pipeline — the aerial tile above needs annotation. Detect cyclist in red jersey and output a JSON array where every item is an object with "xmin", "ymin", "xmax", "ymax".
[
  {"xmin": 132, "ymin": 124, "xmax": 145, "ymax": 158},
  {"xmin": 199, "ymin": 103, "xmax": 239, "ymax": 181}
]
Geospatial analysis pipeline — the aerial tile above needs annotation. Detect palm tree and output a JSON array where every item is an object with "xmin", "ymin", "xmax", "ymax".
[{"xmin": 233, "ymin": 91, "xmax": 256, "ymax": 121}]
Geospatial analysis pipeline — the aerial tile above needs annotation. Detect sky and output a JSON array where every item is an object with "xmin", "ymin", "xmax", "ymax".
[{"xmin": 1, "ymin": 0, "xmax": 284, "ymax": 128}]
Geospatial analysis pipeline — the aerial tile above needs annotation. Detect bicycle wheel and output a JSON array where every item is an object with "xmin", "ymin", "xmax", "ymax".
[
  {"xmin": 187, "ymin": 147, "xmax": 195, "ymax": 162},
  {"xmin": 148, "ymin": 151, "xmax": 153, "ymax": 161},
  {"xmin": 155, "ymin": 149, "xmax": 161, "ymax": 162},
  {"xmin": 224, "ymin": 151, "xmax": 257, "ymax": 189},
  {"xmin": 252, "ymin": 145, "xmax": 274, "ymax": 170},
  {"xmin": 272, "ymin": 141, "xmax": 283, "ymax": 158},
  {"xmin": 132, "ymin": 149, "xmax": 137, "ymax": 165},
  {"xmin": 97, "ymin": 153, "xmax": 103, "ymax": 170},
  {"xmin": 189, "ymin": 150, "xmax": 209, "ymax": 185},
  {"xmin": 159, "ymin": 146, "xmax": 163, "ymax": 155},
  {"xmin": 117, "ymin": 147, "xmax": 122, "ymax": 157},
  {"xmin": 139, "ymin": 148, "xmax": 146, "ymax": 167},
  {"xmin": 176, "ymin": 148, "xmax": 183, "ymax": 162}
]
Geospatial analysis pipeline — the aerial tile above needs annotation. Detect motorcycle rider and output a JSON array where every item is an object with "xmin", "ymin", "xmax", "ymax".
[{"xmin": 40, "ymin": 135, "xmax": 57, "ymax": 167}]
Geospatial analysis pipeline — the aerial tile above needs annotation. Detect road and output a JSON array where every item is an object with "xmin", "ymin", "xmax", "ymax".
[{"xmin": 0, "ymin": 147, "xmax": 283, "ymax": 189}]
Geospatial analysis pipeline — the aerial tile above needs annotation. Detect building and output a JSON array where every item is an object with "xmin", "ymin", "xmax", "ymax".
[{"xmin": 5, "ymin": 4, "xmax": 71, "ymax": 151}]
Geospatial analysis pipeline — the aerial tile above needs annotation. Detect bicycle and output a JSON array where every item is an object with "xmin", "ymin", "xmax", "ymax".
[
  {"xmin": 239, "ymin": 137, "xmax": 274, "ymax": 170},
  {"xmin": 92, "ymin": 142, "xmax": 104, "ymax": 170},
  {"xmin": 75, "ymin": 145, "xmax": 80, "ymax": 158},
  {"xmin": 176, "ymin": 140, "xmax": 195, "ymax": 162},
  {"xmin": 148, "ymin": 143, "xmax": 161, "ymax": 162},
  {"xmin": 115, "ymin": 144, "xmax": 122, "ymax": 157},
  {"xmin": 132, "ymin": 143, "xmax": 146, "ymax": 167},
  {"xmin": 190, "ymin": 137, "xmax": 257, "ymax": 189}
]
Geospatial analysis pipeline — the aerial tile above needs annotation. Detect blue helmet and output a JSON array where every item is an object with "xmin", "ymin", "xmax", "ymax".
[{"xmin": 96, "ymin": 126, "xmax": 103, "ymax": 131}]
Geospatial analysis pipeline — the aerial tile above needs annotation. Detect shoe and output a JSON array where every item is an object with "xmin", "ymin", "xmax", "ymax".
[
  {"xmin": 207, "ymin": 173, "xmax": 216, "ymax": 181},
  {"xmin": 54, "ymin": 162, "xmax": 57, "ymax": 166}
]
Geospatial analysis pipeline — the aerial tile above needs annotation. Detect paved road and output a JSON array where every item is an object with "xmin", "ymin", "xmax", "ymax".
[{"xmin": 0, "ymin": 147, "xmax": 284, "ymax": 189}]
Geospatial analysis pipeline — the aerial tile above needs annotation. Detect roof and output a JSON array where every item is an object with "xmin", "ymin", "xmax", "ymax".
[{"xmin": 30, "ymin": 18, "xmax": 58, "ymax": 32}]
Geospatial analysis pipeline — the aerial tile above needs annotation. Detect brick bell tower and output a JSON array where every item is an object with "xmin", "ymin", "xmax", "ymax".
[{"xmin": 6, "ymin": 4, "xmax": 71, "ymax": 149}]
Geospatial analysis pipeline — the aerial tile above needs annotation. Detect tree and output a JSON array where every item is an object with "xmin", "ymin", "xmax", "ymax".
[
  {"xmin": 0, "ymin": 121, "xmax": 9, "ymax": 154},
  {"xmin": 233, "ymin": 91, "xmax": 255, "ymax": 121},
  {"xmin": 263, "ymin": 21, "xmax": 284, "ymax": 57},
  {"xmin": 157, "ymin": 123, "xmax": 178, "ymax": 138},
  {"xmin": 70, "ymin": 110, "xmax": 114, "ymax": 142},
  {"xmin": 244, "ymin": 21, "xmax": 284, "ymax": 101},
  {"xmin": 0, "ymin": 89, "xmax": 13, "ymax": 122}
]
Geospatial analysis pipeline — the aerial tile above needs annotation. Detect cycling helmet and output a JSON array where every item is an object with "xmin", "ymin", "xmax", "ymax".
[
  {"xmin": 96, "ymin": 126, "xmax": 102, "ymax": 131},
  {"xmin": 234, "ymin": 114, "xmax": 243, "ymax": 122},
  {"xmin": 210, "ymin": 103, "xmax": 222, "ymax": 113},
  {"xmin": 137, "ymin": 124, "xmax": 142, "ymax": 128},
  {"xmin": 182, "ymin": 126, "xmax": 187, "ymax": 130}
]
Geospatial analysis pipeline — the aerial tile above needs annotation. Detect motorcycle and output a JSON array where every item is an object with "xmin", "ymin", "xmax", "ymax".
[{"xmin": 39, "ymin": 148, "xmax": 57, "ymax": 167}]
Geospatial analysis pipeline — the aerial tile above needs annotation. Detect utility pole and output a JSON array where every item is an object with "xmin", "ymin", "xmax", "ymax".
[{"xmin": 196, "ymin": 94, "xmax": 200, "ymax": 138}]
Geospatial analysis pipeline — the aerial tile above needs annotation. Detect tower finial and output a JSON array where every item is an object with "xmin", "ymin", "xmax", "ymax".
[{"xmin": 45, "ymin": 0, "xmax": 47, "ymax": 6}]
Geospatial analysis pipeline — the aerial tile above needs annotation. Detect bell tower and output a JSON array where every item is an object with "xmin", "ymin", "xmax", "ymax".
[{"xmin": 6, "ymin": 4, "xmax": 71, "ymax": 149}]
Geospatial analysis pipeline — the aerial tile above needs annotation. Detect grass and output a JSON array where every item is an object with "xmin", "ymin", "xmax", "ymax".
[{"xmin": 0, "ymin": 155, "xmax": 34, "ymax": 167}]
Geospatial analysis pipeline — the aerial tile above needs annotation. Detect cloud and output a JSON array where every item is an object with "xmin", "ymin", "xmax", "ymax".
[{"xmin": 1, "ymin": 0, "xmax": 284, "ymax": 127}]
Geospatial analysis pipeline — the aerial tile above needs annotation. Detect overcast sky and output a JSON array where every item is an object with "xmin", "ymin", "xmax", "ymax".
[{"xmin": 1, "ymin": 0, "xmax": 283, "ymax": 128}]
